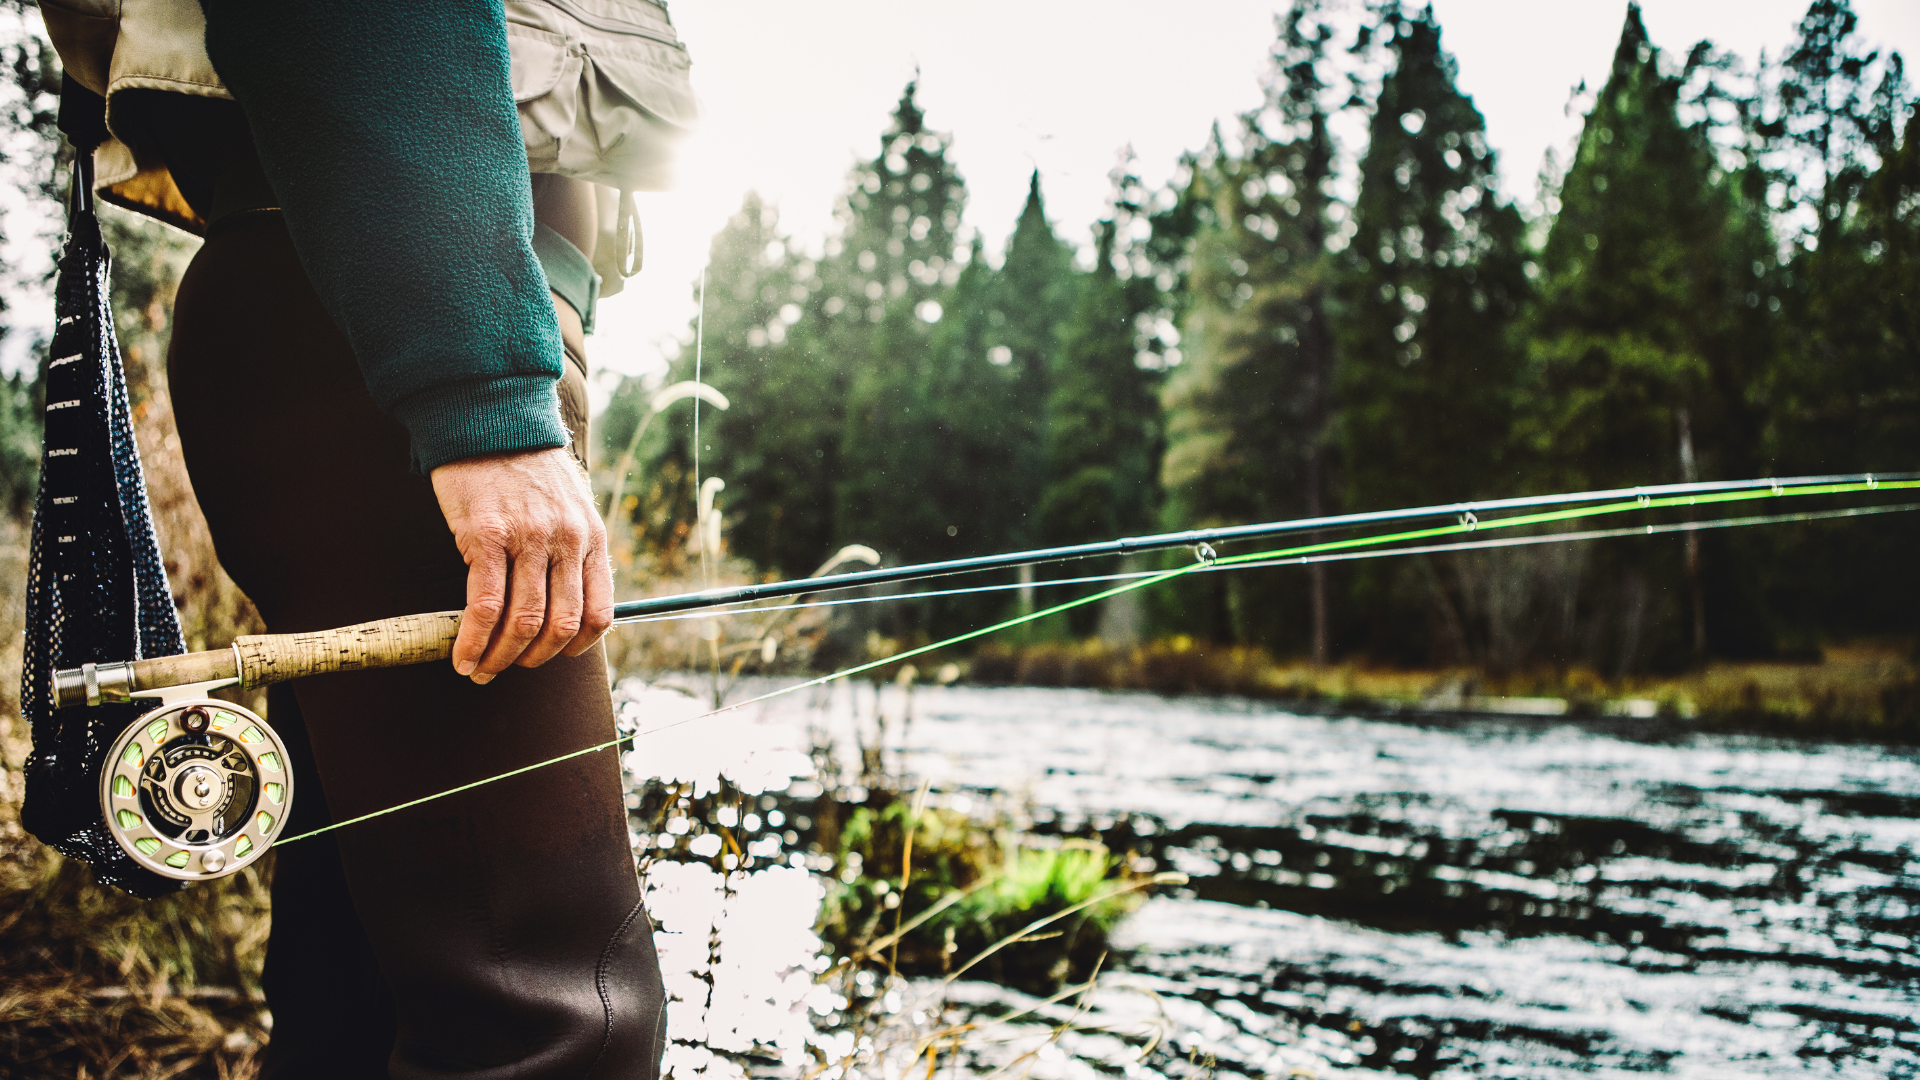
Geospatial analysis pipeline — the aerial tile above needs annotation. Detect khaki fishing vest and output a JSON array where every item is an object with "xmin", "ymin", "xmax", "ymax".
[{"xmin": 39, "ymin": 0, "xmax": 697, "ymax": 252}]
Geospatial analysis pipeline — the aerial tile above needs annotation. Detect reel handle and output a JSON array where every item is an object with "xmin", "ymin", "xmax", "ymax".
[{"xmin": 54, "ymin": 610, "xmax": 464, "ymax": 708}]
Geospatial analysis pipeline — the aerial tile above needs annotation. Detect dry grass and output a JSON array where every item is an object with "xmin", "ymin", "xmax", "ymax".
[
  {"xmin": 0, "ymin": 254, "xmax": 275, "ymax": 1076},
  {"xmin": 0, "ymin": 590, "xmax": 272, "ymax": 1080},
  {"xmin": 971, "ymin": 636, "xmax": 1920, "ymax": 739},
  {"xmin": 1642, "ymin": 642, "xmax": 1919, "ymax": 738},
  {"xmin": 0, "ymin": 756, "xmax": 272, "ymax": 1079},
  {"xmin": 601, "ymin": 531, "xmax": 836, "ymax": 704}
]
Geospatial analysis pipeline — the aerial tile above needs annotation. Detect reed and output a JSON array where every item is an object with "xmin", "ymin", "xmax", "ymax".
[
  {"xmin": 815, "ymin": 791, "xmax": 1148, "ymax": 991},
  {"xmin": 970, "ymin": 636, "xmax": 1920, "ymax": 739}
]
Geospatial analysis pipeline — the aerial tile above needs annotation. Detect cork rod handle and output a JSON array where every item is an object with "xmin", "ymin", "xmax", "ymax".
[
  {"xmin": 234, "ymin": 610, "xmax": 465, "ymax": 687},
  {"xmin": 52, "ymin": 611, "xmax": 466, "ymax": 708}
]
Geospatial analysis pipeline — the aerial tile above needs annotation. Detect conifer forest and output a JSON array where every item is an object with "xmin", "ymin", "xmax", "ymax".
[
  {"xmin": 3, "ymin": 2, "xmax": 1920, "ymax": 1076},
  {"xmin": 604, "ymin": 0, "xmax": 1917, "ymax": 677}
]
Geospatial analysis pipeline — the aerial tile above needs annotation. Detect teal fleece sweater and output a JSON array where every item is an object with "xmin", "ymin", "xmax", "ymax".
[{"xmin": 200, "ymin": 0, "xmax": 568, "ymax": 472}]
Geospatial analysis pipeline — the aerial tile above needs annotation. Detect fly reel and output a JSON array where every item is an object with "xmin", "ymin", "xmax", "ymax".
[
  {"xmin": 98, "ymin": 699, "xmax": 292, "ymax": 881},
  {"xmin": 52, "ymin": 610, "xmax": 462, "ymax": 885}
]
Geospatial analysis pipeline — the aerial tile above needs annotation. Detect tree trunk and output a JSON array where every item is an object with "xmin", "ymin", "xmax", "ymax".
[
  {"xmin": 1677, "ymin": 408, "xmax": 1706, "ymax": 663},
  {"xmin": 1302, "ymin": 286, "xmax": 1332, "ymax": 666}
]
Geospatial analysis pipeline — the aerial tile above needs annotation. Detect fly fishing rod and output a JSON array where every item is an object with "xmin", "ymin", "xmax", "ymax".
[
  {"xmin": 608, "ymin": 471, "xmax": 1915, "ymax": 618},
  {"xmin": 54, "ymin": 471, "xmax": 1913, "ymax": 709},
  {"xmin": 53, "ymin": 471, "xmax": 1918, "ymax": 882}
]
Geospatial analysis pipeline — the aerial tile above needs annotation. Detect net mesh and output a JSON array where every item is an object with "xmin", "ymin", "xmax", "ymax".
[{"xmin": 19, "ymin": 163, "xmax": 187, "ymax": 899}]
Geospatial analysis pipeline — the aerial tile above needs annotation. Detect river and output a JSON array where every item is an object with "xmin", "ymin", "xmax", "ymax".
[{"xmin": 617, "ymin": 679, "xmax": 1920, "ymax": 1079}]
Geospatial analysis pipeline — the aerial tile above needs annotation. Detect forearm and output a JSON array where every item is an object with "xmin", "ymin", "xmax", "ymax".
[{"xmin": 201, "ymin": 0, "xmax": 568, "ymax": 472}]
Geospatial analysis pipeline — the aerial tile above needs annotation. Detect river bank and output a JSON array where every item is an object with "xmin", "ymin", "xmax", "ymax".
[{"xmin": 965, "ymin": 637, "xmax": 1920, "ymax": 741}]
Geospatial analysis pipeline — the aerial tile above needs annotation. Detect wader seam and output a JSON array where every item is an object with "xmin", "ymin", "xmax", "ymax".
[{"xmin": 587, "ymin": 897, "xmax": 649, "ymax": 1077}]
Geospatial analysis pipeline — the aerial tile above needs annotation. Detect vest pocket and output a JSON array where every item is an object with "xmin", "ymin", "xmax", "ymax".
[{"xmin": 506, "ymin": 0, "xmax": 697, "ymax": 192}]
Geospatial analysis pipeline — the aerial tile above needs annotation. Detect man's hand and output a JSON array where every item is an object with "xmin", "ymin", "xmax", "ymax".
[{"xmin": 431, "ymin": 447, "xmax": 612, "ymax": 683}]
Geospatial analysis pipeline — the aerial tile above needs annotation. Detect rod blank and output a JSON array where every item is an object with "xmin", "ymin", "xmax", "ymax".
[
  {"xmin": 51, "ymin": 472, "xmax": 1910, "ymax": 706},
  {"xmin": 609, "ymin": 472, "xmax": 1913, "ymax": 619}
]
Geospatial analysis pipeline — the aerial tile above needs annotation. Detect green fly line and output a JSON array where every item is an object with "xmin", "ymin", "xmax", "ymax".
[
  {"xmin": 610, "ymin": 500, "xmax": 1920, "ymax": 623},
  {"xmin": 272, "ymin": 477, "xmax": 1918, "ymax": 846}
]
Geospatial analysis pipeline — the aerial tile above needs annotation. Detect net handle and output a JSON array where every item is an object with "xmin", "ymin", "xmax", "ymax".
[{"xmin": 53, "ymin": 611, "xmax": 463, "ymax": 707}]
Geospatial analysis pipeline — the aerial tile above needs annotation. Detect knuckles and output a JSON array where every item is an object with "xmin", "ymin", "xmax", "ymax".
[
  {"xmin": 468, "ymin": 517, "xmax": 517, "ymax": 551},
  {"xmin": 466, "ymin": 597, "xmax": 507, "ymax": 623},
  {"xmin": 506, "ymin": 610, "xmax": 548, "ymax": 640}
]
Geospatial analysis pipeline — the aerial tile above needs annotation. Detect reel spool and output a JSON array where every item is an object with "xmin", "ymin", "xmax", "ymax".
[
  {"xmin": 53, "ymin": 609, "xmax": 460, "ymax": 886},
  {"xmin": 99, "ymin": 699, "xmax": 292, "ymax": 881}
]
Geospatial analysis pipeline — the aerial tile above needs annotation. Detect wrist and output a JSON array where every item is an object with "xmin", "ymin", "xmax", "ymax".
[{"xmin": 392, "ymin": 374, "xmax": 569, "ymax": 474}]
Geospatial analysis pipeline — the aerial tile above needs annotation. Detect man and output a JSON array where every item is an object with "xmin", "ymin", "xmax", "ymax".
[{"xmin": 42, "ymin": 0, "xmax": 685, "ymax": 1075}]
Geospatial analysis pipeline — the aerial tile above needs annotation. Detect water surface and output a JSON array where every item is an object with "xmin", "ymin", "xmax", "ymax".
[{"xmin": 624, "ymin": 681, "xmax": 1920, "ymax": 1078}]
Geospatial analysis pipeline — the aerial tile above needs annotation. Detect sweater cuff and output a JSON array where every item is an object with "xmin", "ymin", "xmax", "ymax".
[
  {"xmin": 392, "ymin": 374, "xmax": 570, "ymax": 473},
  {"xmin": 532, "ymin": 222, "xmax": 601, "ymax": 333}
]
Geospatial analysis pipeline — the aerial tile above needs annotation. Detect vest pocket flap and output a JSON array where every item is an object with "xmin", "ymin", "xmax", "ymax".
[
  {"xmin": 507, "ymin": 22, "xmax": 571, "ymax": 103},
  {"xmin": 40, "ymin": 0, "xmax": 120, "ymax": 98},
  {"xmin": 508, "ymin": 0, "xmax": 698, "ymax": 188},
  {"xmin": 581, "ymin": 32, "xmax": 698, "ymax": 133}
]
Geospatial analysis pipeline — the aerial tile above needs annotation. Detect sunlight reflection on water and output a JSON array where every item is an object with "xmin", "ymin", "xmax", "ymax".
[
  {"xmin": 617, "ymin": 677, "xmax": 1920, "ymax": 1078},
  {"xmin": 618, "ymin": 682, "xmax": 830, "ymax": 1078}
]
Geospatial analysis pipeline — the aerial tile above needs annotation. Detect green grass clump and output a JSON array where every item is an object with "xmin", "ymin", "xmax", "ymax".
[{"xmin": 817, "ymin": 794, "xmax": 1144, "ymax": 991}]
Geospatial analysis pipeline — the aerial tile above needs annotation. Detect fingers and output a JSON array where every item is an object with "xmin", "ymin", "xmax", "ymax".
[
  {"xmin": 473, "ymin": 542, "xmax": 552, "ymax": 682},
  {"xmin": 566, "ymin": 521, "xmax": 614, "ymax": 658},
  {"xmin": 452, "ymin": 528, "xmax": 510, "ymax": 678},
  {"xmin": 434, "ymin": 447, "xmax": 609, "ymax": 684},
  {"xmin": 516, "ymin": 539, "xmax": 584, "ymax": 669}
]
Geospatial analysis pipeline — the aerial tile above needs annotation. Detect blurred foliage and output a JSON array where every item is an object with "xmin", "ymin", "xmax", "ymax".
[
  {"xmin": 613, "ymin": 0, "xmax": 1916, "ymax": 674},
  {"xmin": 0, "ymin": 11, "xmax": 265, "ymax": 1073},
  {"xmin": 0, "ymin": 0, "xmax": 63, "ymax": 519}
]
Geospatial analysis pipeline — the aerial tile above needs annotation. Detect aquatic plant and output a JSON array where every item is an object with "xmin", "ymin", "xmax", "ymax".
[{"xmin": 817, "ymin": 793, "xmax": 1146, "ymax": 990}]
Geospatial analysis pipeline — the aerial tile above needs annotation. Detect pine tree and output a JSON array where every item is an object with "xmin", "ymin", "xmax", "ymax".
[
  {"xmin": 1762, "ymin": 0, "xmax": 1910, "ymax": 473},
  {"xmin": 1042, "ymin": 172, "xmax": 1163, "ymax": 550},
  {"xmin": 920, "ymin": 231, "xmax": 997, "ymax": 556},
  {"xmin": 1757, "ymin": 40, "xmax": 1915, "ymax": 646},
  {"xmin": 830, "ymin": 83, "xmax": 972, "ymax": 580},
  {"xmin": 1526, "ymin": 3, "xmax": 1769, "ymax": 489},
  {"xmin": 977, "ymin": 171, "xmax": 1076, "ymax": 550},
  {"xmin": 1160, "ymin": 0, "xmax": 1344, "ymax": 658},
  {"xmin": 1335, "ymin": 3, "xmax": 1530, "ymax": 661},
  {"xmin": 1339, "ymin": 4, "xmax": 1527, "ymax": 509},
  {"xmin": 1766, "ymin": 0, "xmax": 1895, "ymax": 251},
  {"xmin": 1524, "ymin": 3, "xmax": 1776, "ymax": 669},
  {"xmin": 1037, "ymin": 166, "xmax": 1169, "ymax": 638}
]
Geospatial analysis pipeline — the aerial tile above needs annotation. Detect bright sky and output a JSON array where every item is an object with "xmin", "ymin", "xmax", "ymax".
[
  {"xmin": 592, "ymin": 0, "xmax": 1920, "ymax": 389},
  {"xmin": 1, "ymin": 3, "xmax": 1913, "ymax": 386}
]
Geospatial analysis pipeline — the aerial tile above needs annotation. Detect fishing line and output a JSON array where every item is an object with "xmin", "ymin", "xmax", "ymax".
[
  {"xmin": 693, "ymin": 264, "xmax": 708, "ymax": 588},
  {"xmin": 610, "ymin": 472, "xmax": 1917, "ymax": 618},
  {"xmin": 608, "ymin": 500, "xmax": 1920, "ymax": 625},
  {"xmin": 272, "ymin": 479, "xmax": 1917, "ymax": 846}
]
